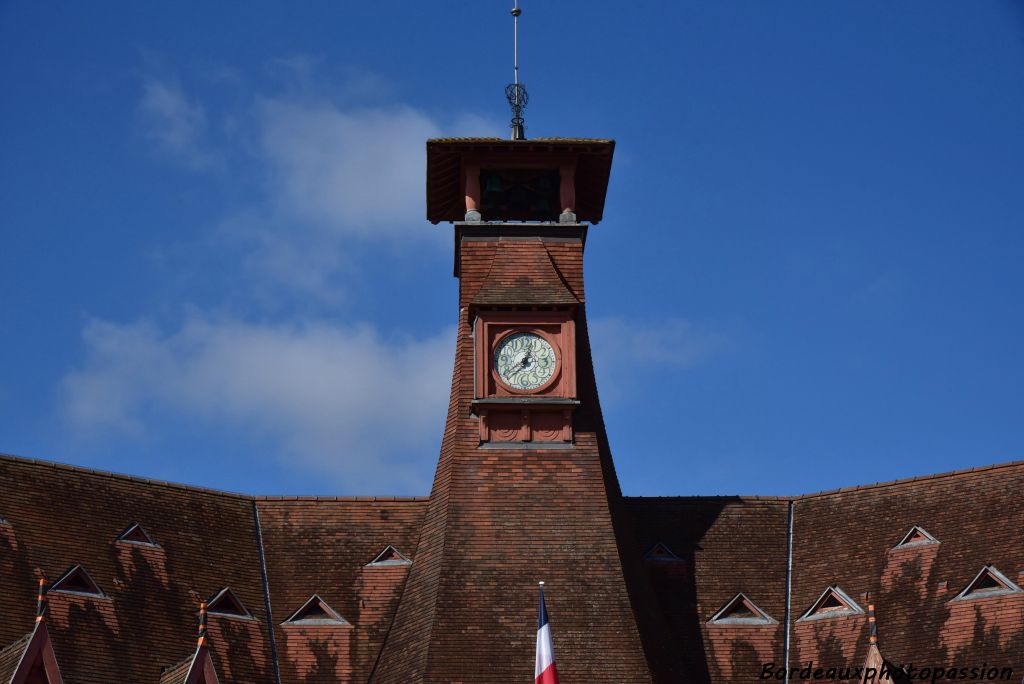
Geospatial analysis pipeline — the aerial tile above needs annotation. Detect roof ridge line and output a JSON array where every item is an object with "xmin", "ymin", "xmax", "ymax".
[
  {"xmin": 542, "ymin": 241, "xmax": 581, "ymax": 303},
  {"xmin": 254, "ymin": 495, "xmax": 429, "ymax": 502},
  {"xmin": 0, "ymin": 632, "xmax": 32, "ymax": 660},
  {"xmin": 0, "ymin": 452, "xmax": 252, "ymax": 500},
  {"xmin": 795, "ymin": 459, "xmax": 1024, "ymax": 500},
  {"xmin": 0, "ymin": 452, "xmax": 430, "ymax": 502},
  {"xmin": 160, "ymin": 653, "xmax": 193, "ymax": 674},
  {"xmin": 621, "ymin": 459, "xmax": 1024, "ymax": 501},
  {"xmin": 624, "ymin": 495, "xmax": 791, "ymax": 502},
  {"xmin": 4, "ymin": 452, "xmax": 1020, "ymax": 504}
]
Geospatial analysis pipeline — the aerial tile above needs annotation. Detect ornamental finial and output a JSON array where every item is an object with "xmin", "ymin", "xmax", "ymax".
[
  {"xmin": 35, "ymin": 576, "xmax": 47, "ymax": 623},
  {"xmin": 197, "ymin": 601, "xmax": 209, "ymax": 647},
  {"xmin": 507, "ymin": 1, "xmax": 528, "ymax": 140}
]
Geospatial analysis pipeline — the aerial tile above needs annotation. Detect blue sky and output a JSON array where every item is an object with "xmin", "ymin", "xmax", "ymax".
[{"xmin": 2, "ymin": 2, "xmax": 1023, "ymax": 497}]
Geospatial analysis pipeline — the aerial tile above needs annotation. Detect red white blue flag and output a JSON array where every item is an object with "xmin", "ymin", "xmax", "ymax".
[{"xmin": 535, "ymin": 582, "xmax": 560, "ymax": 684}]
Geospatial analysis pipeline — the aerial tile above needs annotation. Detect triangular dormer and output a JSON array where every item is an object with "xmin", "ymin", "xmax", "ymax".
[
  {"xmin": 366, "ymin": 545, "xmax": 412, "ymax": 567},
  {"xmin": 116, "ymin": 523, "xmax": 158, "ymax": 547},
  {"xmin": 893, "ymin": 526, "xmax": 939, "ymax": 549},
  {"xmin": 643, "ymin": 542, "xmax": 681, "ymax": 562},
  {"xmin": 159, "ymin": 647, "xmax": 220, "ymax": 684},
  {"xmin": 0, "ymin": 623, "xmax": 64, "ymax": 684},
  {"xmin": 798, "ymin": 585, "xmax": 864, "ymax": 621},
  {"xmin": 707, "ymin": 593, "xmax": 777, "ymax": 625},
  {"xmin": 206, "ymin": 588, "xmax": 252, "ymax": 619},
  {"xmin": 282, "ymin": 595, "xmax": 351, "ymax": 626},
  {"xmin": 50, "ymin": 565, "xmax": 105, "ymax": 597},
  {"xmin": 952, "ymin": 566, "xmax": 1023, "ymax": 601}
]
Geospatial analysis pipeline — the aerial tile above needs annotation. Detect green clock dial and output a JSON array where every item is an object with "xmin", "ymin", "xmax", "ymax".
[{"xmin": 494, "ymin": 332, "xmax": 557, "ymax": 390}]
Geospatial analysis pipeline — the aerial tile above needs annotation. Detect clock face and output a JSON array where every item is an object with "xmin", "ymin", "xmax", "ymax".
[{"xmin": 493, "ymin": 332, "xmax": 557, "ymax": 391}]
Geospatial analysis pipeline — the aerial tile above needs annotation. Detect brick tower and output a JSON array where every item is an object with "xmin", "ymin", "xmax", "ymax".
[{"xmin": 371, "ymin": 139, "xmax": 654, "ymax": 682}]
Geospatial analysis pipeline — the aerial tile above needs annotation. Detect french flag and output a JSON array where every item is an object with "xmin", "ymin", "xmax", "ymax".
[{"xmin": 535, "ymin": 582, "xmax": 560, "ymax": 684}]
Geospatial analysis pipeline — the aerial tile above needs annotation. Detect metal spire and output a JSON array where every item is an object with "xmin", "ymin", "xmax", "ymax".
[{"xmin": 506, "ymin": 1, "xmax": 528, "ymax": 140}]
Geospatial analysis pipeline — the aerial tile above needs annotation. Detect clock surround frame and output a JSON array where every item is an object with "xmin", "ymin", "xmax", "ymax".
[
  {"xmin": 473, "ymin": 310, "xmax": 577, "ymax": 445},
  {"xmin": 474, "ymin": 311, "xmax": 576, "ymax": 400}
]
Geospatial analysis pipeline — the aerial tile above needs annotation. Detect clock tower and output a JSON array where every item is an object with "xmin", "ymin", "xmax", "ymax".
[
  {"xmin": 433, "ymin": 138, "xmax": 614, "ymax": 447},
  {"xmin": 372, "ymin": 137, "xmax": 656, "ymax": 682}
]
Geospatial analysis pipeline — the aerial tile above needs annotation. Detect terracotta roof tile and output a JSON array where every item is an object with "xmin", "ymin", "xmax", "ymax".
[
  {"xmin": 473, "ymin": 240, "xmax": 579, "ymax": 306},
  {"xmin": 0, "ymin": 632, "xmax": 31, "ymax": 683},
  {"xmin": 257, "ymin": 499, "xmax": 427, "ymax": 683},
  {"xmin": 794, "ymin": 459, "xmax": 1024, "ymax": 499},
  {"xmin": 0, "ymin": 455, "xmax": 275, "ymax": 684},
  {"xmin": 158, "ymin": 655, "xmax": 193, "ymax": 684},
  {"xmin": 624, "ymin": 497, "xmax": 789, "ymax": 681},
  {"xmin": 790, "ymin": 463, "xmax": 1024, "ymax": 672}
]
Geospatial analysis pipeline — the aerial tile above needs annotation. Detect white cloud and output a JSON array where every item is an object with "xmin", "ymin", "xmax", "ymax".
[
  {"xmin": 139, "ymin": 78, "xmax": 217, "ymax": 169},
  {"xmin": 257, "ymin": 100, "xmax": 440, "ymax": 235},
  {"xmin": 72, "ymin": 67, "xmax": 499, "ymax": 490},
  {"xmin": 255, "ymin": 101, "xmax": 496, "ymax": 237},
  {"xmin": 62, "ymin": 315, "xmax": 455, "ymax": 492},
  {"xmin": 136, "ymin": 70, "xmax": 500, "ymax": 303}
]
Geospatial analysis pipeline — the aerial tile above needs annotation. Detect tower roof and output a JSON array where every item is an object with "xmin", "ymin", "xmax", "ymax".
[{"xmin": 426, "ymin": 138, "xmax": 615, "ymax": 224}]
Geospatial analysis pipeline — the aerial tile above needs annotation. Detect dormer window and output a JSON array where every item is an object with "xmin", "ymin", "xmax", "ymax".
[
  {"xmin": 708, "ymin": 593, "xmax": 777, "ymax": 625},
  {"xmin": 206, "ymin": 587, "xmax": 253, "ymax": 619},
  {"xmin": 643, "ymin": 543, "xmax": 681, "ymax": 562},
  {"xmin": 282, "ymin": 595, "xmax": 350, "ymax": 626},
  {"xmin": 952, "ymin": 566, "xmax": 1023, "ymax": 601},
  {"xmin": 797, "ymin": 586, "xmax": 864, "ymax": 622},
  {"xmin": 893, "ymin": 526, "xmax": 939, "ymax": 549},
  {"xmin": 116, "ymin": 523, "xmax": 159, "ymax": 547},
  {"xmin": 366, "ymin": 545, "xmax": 412, "ymax": 567},
  {"xmin": 51, "ymin": 565, "xmax": 106, "ymax": 597}
]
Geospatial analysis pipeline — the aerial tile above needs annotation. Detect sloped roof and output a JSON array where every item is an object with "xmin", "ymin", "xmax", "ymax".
[
  {"xmin": 158, "ymin": 655, "xmax": 192, "ymax": 684},
  {"xmin": 790, "ymin": 461, "xmax": 1024, "ymax": 672},
  {"xmin": 0, "ymin": 632, "xmax": 31, "ymax": 683},
  {"xmin": 0, "ymin": 453, "xmax": 433, "ymax": 684},
  {"xmin": 1, "ymin": 449, "xmax": 1023, "ymax": 681},
  {"xmin": 624, "ymin": 496, "xmax": 789, "ymax": 682},
  {"xmin": 257, "ymin": 497, "xmax": 426, "ymax": 683},
  {"xmin": 159, "ymin": 647, "xmax": 219, "ymax": 684},
  {"xmin": 0, "ymin": 454, "xmax": 272, "ymax": 683},
  {"xmin": 473, "ymin": 240, "xmax": 579, "ymax": 306}
]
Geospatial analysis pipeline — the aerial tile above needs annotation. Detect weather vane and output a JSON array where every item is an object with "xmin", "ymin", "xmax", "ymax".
[{"xmin": 506, "ymin": 0, "xmax": 528, "ymax": 140}]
